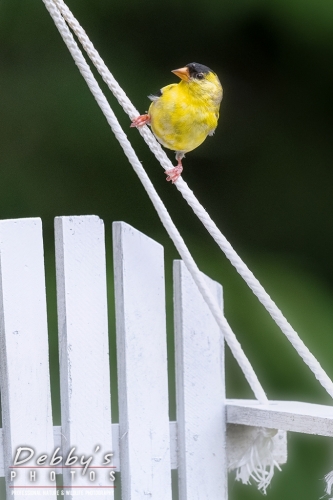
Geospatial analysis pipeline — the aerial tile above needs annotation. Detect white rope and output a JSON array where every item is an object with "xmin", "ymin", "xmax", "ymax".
[
  {"xmin": 176, "ymin": 181, "xmax": 333, "ymax": 400},
  {"xmin": 42, "ymin": 0, "xmax": 268, "ymax": 404},
  {"xmin": 46, "ymin": 0, "xmax": 333, "ymax": 402}
]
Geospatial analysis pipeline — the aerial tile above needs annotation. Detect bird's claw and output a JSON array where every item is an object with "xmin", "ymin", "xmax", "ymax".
[
  {"xmin": 130, "ymin": 114, "xmax": 150, "ymax": 128},
  {"xmin": 165, "ymin": 165, "xmax": 183, "ymax": 183}
]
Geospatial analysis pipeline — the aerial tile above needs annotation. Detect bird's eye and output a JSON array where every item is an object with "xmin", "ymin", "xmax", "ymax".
[{"xmin": 196, "ymin": 72, "xmax": 204, "ymax": 80}]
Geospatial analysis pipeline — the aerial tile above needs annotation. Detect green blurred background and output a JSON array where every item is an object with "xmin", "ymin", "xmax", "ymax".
[{"xmin": 0, "ymin": 0, "xmax": 333, "ymax": 498}]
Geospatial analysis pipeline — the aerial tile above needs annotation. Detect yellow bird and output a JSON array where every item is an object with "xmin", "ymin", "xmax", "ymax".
[{"xmin": 131, "ymin": 62, "xmax": 223, "ymax": 183}]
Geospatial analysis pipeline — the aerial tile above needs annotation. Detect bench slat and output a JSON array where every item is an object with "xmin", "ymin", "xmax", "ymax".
[
  {"xmin": 55, "ymin": 216, "xmax": 113, "ymax": 497},
  {"xmin": 0, "ymin": 218, "xmax": 56, "ymax": 499},
  {"xmin": 113, "ymin": 222, "xmax": 172, "ymax": 500},
  {"xmin": 174, "ymin": 260, "xmax": 227, "ymax": 500},
  {"xmin": 226, "ymin": 399, "xmax": 333, "ymax": 436}
]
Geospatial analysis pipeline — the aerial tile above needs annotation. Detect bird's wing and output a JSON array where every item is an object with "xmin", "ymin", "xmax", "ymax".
[
  {"xmin": 148, "ymin": 89, "xmax": 162, "ymax": 101},
  {"xmin": 148, "ymin": 83, "xmax": 177, "ymax": 101},
  {"xmin": 208, "ymin": 111, "xmax": 220, "ymax": 135}
]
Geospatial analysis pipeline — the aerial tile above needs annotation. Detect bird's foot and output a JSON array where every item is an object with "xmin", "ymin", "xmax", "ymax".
[
  {"xmin": 130, "ymin": 114, "xmax": 150, "ymax": 128},
  {"xmin": 165, "ymin": 162, "xmax": 183, "ymax": 183}
]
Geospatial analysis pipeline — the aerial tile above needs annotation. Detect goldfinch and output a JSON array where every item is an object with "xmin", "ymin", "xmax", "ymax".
[{"xmin": 131, "ymin": 62, "xmax": 223, "ymax": 183}]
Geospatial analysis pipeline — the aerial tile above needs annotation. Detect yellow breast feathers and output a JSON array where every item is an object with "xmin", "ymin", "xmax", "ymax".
[
  {"xmin": 131, "ymin": 62, "xmax": 223, "ymax": 183},
  {"xmin": 149, "ymin": 69, "xmax": 222, "ymax": 154}
]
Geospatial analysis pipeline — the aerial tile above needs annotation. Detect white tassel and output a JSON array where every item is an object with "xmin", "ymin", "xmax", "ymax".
[
  {"xmin": 230, "ymin": 427, "xmax": 282, "ymax": 494},
  {"xmin": 324, "ymin": 470, "xmax": 333, "ymax": 496}
]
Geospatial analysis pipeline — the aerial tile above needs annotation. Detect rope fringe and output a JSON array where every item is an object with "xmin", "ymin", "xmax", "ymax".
[
  {"xmin": 231, "ymin": 428, "xmax": 281, "ymax": 494},
  {"xmin": 325, "ymin": 470, "xmax": 333, "ymax": 496}
]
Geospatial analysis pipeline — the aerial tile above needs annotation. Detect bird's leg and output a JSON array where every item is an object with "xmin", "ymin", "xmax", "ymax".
[
  {"xmin": 165, "ymin": 153, "xmax": 184, "ymax": 183},
  {"xmin": 130, "ymin": 114, "xmax": 151, "ymax": 127}
]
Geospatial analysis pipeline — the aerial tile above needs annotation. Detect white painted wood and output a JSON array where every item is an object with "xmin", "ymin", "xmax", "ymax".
[
  {"xmin": 113, "ymin": 221, "xmax": 172, "ymax": 500},
  {"xmin": 53, "ymin": 424, "xmax": 119, "ymax": 474},
  {"xmin": 0, "ymin": 218, "xmax": 56, "ymax": 499},
  {"xmin": 169, "ymin": 421, "xmax": 178, "ymax": 470},
  {"xmin": 226, "ymin": 400, "xmax": 333, "ymax": 436},
  {"xmin": 173, "ymin": 260, "xmax": 227, "ymax": 500},
  {"xmin": 2, "ymin": 215, "xmax": 327, "ymax": 496},
  {"xmin": 51, "ymin": 423, "xmax": 169, "ymax": 475},
  {"xmin": 55, "ymin": 216, "xmax": 113, "ymax": 498},
  {"xmin": 0, "ymin": 420, "xmax": 286, "ymax": 477},
  {"xmin": 227, "ymin": 426, "xmax": 287, "ymax": 469},
  {"xmin": 0, "ymin": 429, "xmax": 4, "ymax": 476}
]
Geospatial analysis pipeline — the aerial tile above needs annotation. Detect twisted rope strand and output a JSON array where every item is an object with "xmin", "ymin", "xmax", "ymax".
[
  {"xmin": 175, "ymin": 180, "xmax": 333, "ymax": 399},
  {"xmin": 42, "ymin": 0, "xmax": 268, "ymax": 404}
]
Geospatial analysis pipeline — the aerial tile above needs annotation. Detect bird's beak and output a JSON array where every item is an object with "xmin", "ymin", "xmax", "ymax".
[{"xmin": 171, "ymin": 66, "xmax": 190, "ymax": 82}]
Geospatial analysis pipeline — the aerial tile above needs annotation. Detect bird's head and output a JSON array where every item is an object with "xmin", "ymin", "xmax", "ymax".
[{"xmin": 172, "ymin": 62, "xmax": 222, "ymax": 104}]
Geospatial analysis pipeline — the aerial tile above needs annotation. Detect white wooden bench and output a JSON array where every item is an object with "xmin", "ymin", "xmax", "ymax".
[{"xmin": 0, "ymin": 215, "xmax": 332, "ymax": 499}]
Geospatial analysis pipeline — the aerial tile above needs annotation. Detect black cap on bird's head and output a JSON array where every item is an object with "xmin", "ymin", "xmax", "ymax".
[
  {"xmin": 186, "ymin": 62, "xmax": 212, "ymax": 78},
  {"xmin": 172, "ymin": 62, "xmax": 213, "ymax": 82}
]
